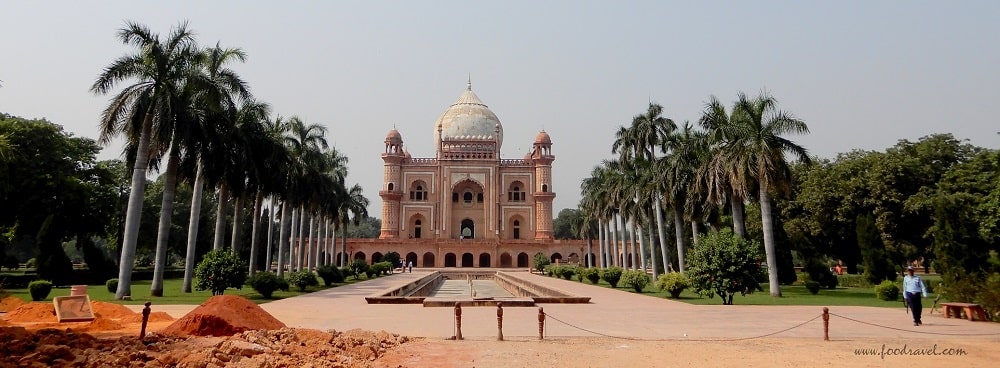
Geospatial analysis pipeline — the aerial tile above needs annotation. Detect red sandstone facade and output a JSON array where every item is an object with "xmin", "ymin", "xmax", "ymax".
[{"xmin": 351, "ymin": 82, "xmax": 586, "ymax": 267}]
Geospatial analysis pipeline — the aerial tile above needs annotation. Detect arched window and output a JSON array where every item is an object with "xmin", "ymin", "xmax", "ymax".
[
  {"xmin": 387, "ymin": 183, "xmax": 394, "ymax": 191},
  {"xmin": 513, "ymin": 220, "xmax": 521, "ymax": 239},
  {"xmin": 542, "ymin": 184, "xmax": 548, "ymax": 192},
  {"xmin": 508, "ymin": 182, "xmax": 526, "ymax": 202},
  {"xmin": 463, "ymin": 191, "xmax": 473, "ymax": 204},
  {"xmin": 414, "ymin": 219, "xmax": 422, "ymax": 238},
  {"xmin": 409, "ymin": 182, "xmax": 427, "ymax": 201}
]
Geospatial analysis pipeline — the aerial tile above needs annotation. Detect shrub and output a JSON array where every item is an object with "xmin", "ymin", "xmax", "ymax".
[
  {"xmin": 277, "ymin": 277, "xmax": 290, "ymax": 292},
  {"xmin": 247, "ymin": 272, "xmax": 283, "ymax": 299},
  {"xmin": 580, "ymin": 267, "xmax": 601, "ymax": 284},
  {"xmin": 316, "ymin": 265, "xmax": 344, "ymax": 286},
  {"xmin": 805, "ymin": 281, "xmax": 821, "ymax": 295},
  {"xmin": 287, "ymin": 270, "xmax": 319, "ymax": 292},
  {"xmin": 621, "ymin": 270, "xmax": 650, "ymax": 293},
  {"xmin": 575, "ymin": 269, "xmax": 585, "ymax": 282},
  {"xmin": 837, "ymin": 274, "xmax": 873, "ymax": 288},
  {"xmin": 194, "ymin": 250, "xmax": 248, "ymax": 296},
  {"xmin": 795, "ymin": 272, "xmax": 810, "ymax": 286},
  {"xmin": 349, "ymin": 259, "xmax": 369, "ymax": 280},
  {"xmin": 106, "ymin": 278, "xmax": 118, "ymax": 293},
  {"xmin": 25, "ymin": 258, "xmax": 37, "ymax": 269},
  {"xmin": 600, "ymin": 267, "xmax": 623, "ymax": 288},
  {"xmin": 656, "ymin": 272, "xmax": 690, "ymax": 298},
  {"xmin": 340, "ymin": 266, "xmax": 356, "ymax": 280},
  {"xmin": 383, "ymin": 252, "xmax": 401, "ymax": 271},
  {"xmin": 28, "ymin": 280, "xmax": 53, "ymax": 301},
  {"xmin": 686, "ymin": 229, "xmax": 765, "ymax": 305},
  {"xmin": 804, "ymin": 262, "xmax": 839, "ymax": 289},
  {"xmin": 544, "ymin": 264, "xmax": 558, "ymax": 277},
  {"xmin": 372, "ymin": 261, "xmax": 393, "ymax": 276},
  {"xmin": 533, "ymin": 252, "xmax": 551, "ymax": 273},
  {"xmin": 559, "ymin": 265, "xmax": 577, "ymax": 280},
  {"xmin": 874, "ymin": 280, "xmax": 900, "ymax": 301}
]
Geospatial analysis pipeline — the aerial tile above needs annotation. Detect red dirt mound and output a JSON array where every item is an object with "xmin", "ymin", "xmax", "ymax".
[
  {"xmin": 122, "ymin": 311, "xmax": 174, "ymax": 323},
  {"xmin": 160, "ymin": 295, "xmax": 285, "ymax": 337},
  {"xmin": 4, "ymin": 302, "xmax": 57, "ymax": 323},
  {"xmin": 0, "ymin": 296, "xmax": 26, "ymax": 312},
  {"xmin": 91, "ymin": 301, "xmax": 136, "ymax": 320}
]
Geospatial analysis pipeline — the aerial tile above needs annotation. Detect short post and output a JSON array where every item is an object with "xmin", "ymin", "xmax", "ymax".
[
  {"xmin": 140, "ymin": 302, "xmax": 152, "ymax": 340},
  {"xmin": 822, "ymin": 307, "xmax": 829, "ymax": 341},
  {"xmin": 497, "ymin": 302, "xmax": 504, "ymax": 341},
  {"xmin": 454, "ymin": 302, "xmax": 463, "ymax": 340},
  {"xmin": 538, "ymin": 307, "xmax": 545, "ymax": 340}
]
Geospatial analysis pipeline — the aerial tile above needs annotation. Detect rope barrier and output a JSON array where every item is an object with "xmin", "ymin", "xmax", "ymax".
[
  {"xmin": 541, "ymin": 311, "xmax": 824, "ymax": 342},
  {"xmin": 829, "ymin": 313, "xmax": 1000, "ymax": 336}
]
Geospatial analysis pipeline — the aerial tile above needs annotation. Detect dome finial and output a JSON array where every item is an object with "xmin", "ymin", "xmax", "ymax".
[{"xmin": 467, "ymin": 74, "xmax": 472, "ymax": 91}]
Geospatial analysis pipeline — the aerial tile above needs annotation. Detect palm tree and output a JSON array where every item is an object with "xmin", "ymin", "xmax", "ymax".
[
  {"xmin": 658, "ymin": 122, "xmax": 707, "ymax": 273},
  {"xmin": 91, "ymin": 21, "xmax": 200, "ymax": 299},
  {"xmin": 698, "ymin": 96, "xmax": 751, "ymax": 238},
  {"xmin": 338, "ymin": 183, "xmax": 369, "ymax": 265},
  {"xmin": 726, "ymin": 91, "xmax": 811, "ymax": 297}
]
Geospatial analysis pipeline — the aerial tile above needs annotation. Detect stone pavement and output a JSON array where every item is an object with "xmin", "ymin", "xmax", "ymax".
[{"xmin": 140, "ymin": 270, "xmax": 1000, "ymax": 340}]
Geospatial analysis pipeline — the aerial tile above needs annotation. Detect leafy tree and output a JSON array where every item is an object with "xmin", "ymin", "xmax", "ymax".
[
  {"xmin": 194, "ymin": 249, "xmax": 247, "ymax": 295},
  {"xmin": 600, "ymin": 266, "xmax": 623, "ymax": 288},
  {"xmin": 246, "ymin": 271, "xmax": 282, "ymax": 298},
  {"xmin": 857, "ymin": 214, "xmax": 896, "ymax": 284},
  {"xmin": 553, "ymin": 208, "xmax": 583, "ymax": 240},
  {"xmin": 287, "ymin": 270, "xmax": 318, "ymax": 292},
  {"xmin": 532, "ymin": 252, "xmax": 550, "ymax": 272},
  {"xmin": 621, "ymin": 269, "xmax": 650, "ymax": 292},
  {"xmin": 382, "ymin": 251, "xmax": 401, "ymax": 270},
  {"xmin": 687, "ymin": 229, "xmax": 765, "ymax": 305},
  {"xmin": 349, "ymin": 259, "xmax": 369, "ymax": 279}
]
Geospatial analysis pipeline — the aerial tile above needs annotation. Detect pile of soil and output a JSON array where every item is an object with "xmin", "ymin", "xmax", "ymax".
[
  {"xmin": 0, "ymin": 326, "xmax": 410, "ymax": 368},
  {"xmin": 91, "ymin": 301, "xmax": 136, "ymax": 320},
  {"xmin": 4, "ymin": 302, "xmax": 57, "ymax": 323},
  {"xmin": 0, "ymin": 295, "xmax": 26, "ymax": 312},
  {"xmin": 161, "ymin": 295, "xmax": 285, "ymax": 337}
]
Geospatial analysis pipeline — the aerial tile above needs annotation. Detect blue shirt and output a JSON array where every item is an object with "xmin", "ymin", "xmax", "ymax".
[{"xmin": 903, "ymin": 274, "xmax": 927, "ymax": 297}]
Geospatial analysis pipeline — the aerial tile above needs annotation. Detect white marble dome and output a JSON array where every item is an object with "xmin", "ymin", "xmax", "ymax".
[{"xmin": 434, "ymin": 82, "xmax": 504, "ymax": 149}]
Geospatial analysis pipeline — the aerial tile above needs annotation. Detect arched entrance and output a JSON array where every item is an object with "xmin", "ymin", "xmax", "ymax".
[
  {"xmin": 550, "ymin": 253, "xmax": 563, "ymax": 264},
  {"xmin": 479, "ymin": 253, "xmax": 491, "ymax": 268},
  {"xmin": 409, "ymin": 214, "xmax": 426, "ymax": 239},
  {"xmin": 372, "ymin": 252, "xmax": 384, "ymax": 264},
  {"xmin": 422, "ymin": 252, "xmax": 436, "ymax": 267},
  {"xmin": 500, "ymin": 252, "xmax": 513, "ymax": 267},
  {"xmin": 461, "ymin": 253, "xmax": 474, "ymax": 267},
  {"xmin": 353, "ymin": 252, "xmax": 366, "ymax": 262},
  {"xmin": 444, "ymin": 253, "xmax": 457, "ymax": 267},
  {"xmin": 517, "ymin": 252, "xmax": 529, "ymax": 268},
  {"xmin": 406, "ymin": 252, "xmax": 418, "ymax": 267},
  {"xmin": 461, "ymin": 219, "xmax": 474, "ymax": 239}
]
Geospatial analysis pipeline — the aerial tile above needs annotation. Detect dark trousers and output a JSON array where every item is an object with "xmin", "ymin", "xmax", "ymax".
[{"xmin": 906, "ymin": 292, "xmax": 923, "ymax": 323}]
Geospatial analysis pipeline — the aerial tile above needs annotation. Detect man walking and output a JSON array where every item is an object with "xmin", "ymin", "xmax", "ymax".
[{"xmin": 903, "ymin": 266, "xmax": 928, "ymax": 326}]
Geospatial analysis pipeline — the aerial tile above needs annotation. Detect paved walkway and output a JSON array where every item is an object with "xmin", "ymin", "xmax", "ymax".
[{"xmin": 140, "ymin": 270, "xmax": 1000, "ymax": 340}]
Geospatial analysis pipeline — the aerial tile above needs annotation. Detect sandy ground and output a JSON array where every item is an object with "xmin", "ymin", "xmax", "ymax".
[{"xmin": 378, "ymin": 336, "xmax": 1000, "ymax": 368}]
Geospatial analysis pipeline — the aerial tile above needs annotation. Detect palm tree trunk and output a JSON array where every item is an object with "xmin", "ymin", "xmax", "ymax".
[
  {"xmin": 636, "ymin": 221, "xmax": 646, "ymax": 273},
  {"xmin": 337, "ymin": 223, "xmax": 345, "ymax": 267},
  {"xmin": 182, "ymin": 160, "xmax": 205, "ymax": 293},
  {"xmin": 628, "ymin": 218, "xmax": 637, "ymax": 269},
  {"xmin": 289, "ymin": 207, "xmax": 298, "ymax": 271},
  {"xmin": 231, "ymin": 195, "xmax": 245, "ymax": 252},
  {"xmin": 213, "ymin": 184, "xmax": 229, "ymax": 250},
  {"xmin": 277, "ymin": 200, "xmax": 290, "ymax": 277},
  {"xmin": 597, "ymin": 221, "xmax": 606, "ymax": 268},
  {"xmin": 151, "ymin": 151, "xmax": 180, "ymax": 297},
  {"xmin": 264, "ymin": 197, "xmax": 276, "ymax": 272},
  {"xmin": 115, "ymin": 113, "xmax": 153, "ymax": 300},
  {"xmin": 341, "ymin": 219, "xmax": 349, "ymax": 265},
  {"xmin": 322, "ymin": 218, "xmax": 330, "ymax": 266},
  {"xmin": 297, "ymin": 206, "xmax": 307, "ymax": 271},
  {"xmin": 673, "ymin": 206, "xmax": 686, "ymax": 273},
  {"xmin": 731, "ymin": 198, "xmax": 746, "ymax": 238},
  {"xmin": 691, "ymin": 221, "xmax": 699, "ymax": 245},
  {"xmin": 654, "ymin": 198, "xmax": 670, "ymax": 274},
  {"xmin": 759, "ymin": 187, "xmax": 782, "ymax": 297},
  {"xmin": 646, "ymin": 216, "xmax": 659, "ymax": 279},
  {"xmin": 585, "ymin": 232, "xmax": 594, "ymax": 268},
  {"xmin": 307, "ymin": 214, "xmax": 316, "ymax": 270},
  {"xmin": 609, "ymin": 218, "xmax": 618, "ymax": 267},
  {"xmin": 248, "ymin": 191, "xmax": 264, "ymax": 274}
]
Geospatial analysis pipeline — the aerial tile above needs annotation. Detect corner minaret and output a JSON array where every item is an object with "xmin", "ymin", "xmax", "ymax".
[
  {"xmin": 379, "ymin": 129, "xmax": 405, "ymax": 239},
  {"xmin": 530, "ymin": 131, "xmax": 555, "ymax": 240}
]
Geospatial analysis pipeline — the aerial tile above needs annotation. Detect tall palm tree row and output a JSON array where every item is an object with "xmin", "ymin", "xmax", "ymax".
[
  {"xmin": 93, "ymin": 22, "xmax": 368, "ymax": 298},
  {"xmin": 582, "ymin": 94, "xmax": 809, "ymax": 298}
]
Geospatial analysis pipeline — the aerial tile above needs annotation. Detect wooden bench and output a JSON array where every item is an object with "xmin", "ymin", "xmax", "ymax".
[{"xmin": 940, "ymin": 302, "xmax": 989, "ymax": 321}]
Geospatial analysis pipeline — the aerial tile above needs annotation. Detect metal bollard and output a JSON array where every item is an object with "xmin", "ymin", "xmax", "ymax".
[
  {"xmin": 455, "ymin": 302, "xmax": 463, "ymax": 340},
  {"xmin": 538, "ymin": 307, "xmax": 545, "ymax": 340},
  {"xmin": 140, "ymin": 301, "xmax": 152, "ymax": 340},
  {"xmin": 497, "ymin": 302, "xmax": 504, "ymax": 341},
  {"xmin": 822, "ymin": 307, "xmax": 829, "ymax": 341}
]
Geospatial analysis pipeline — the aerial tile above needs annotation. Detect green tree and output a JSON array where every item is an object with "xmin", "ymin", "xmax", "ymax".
[
  {"xmin": 686, "ymin": 229, "xmax": 765, "ymax": 305},
  {"xmin": 553, "ymin": 208, "xmax": 583, "ymax": 240},
  {"xmin": 194, "ymin": 249, "xmax": 247, "ymax": 295},
  {"xmin": 91, "ymin": 21, "xmax": 202, "ymax": 299},
  {"xmin": 533, "ymin": 252, "xmax": 551, "ymax": 272}
]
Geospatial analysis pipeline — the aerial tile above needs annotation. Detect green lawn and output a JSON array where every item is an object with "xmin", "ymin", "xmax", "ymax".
[
  {"xmin": 552, "ymin": 275, "xmax": 930, "ymax": 308},
  {"xmin": 2, "ymin": 275, "xmax": 379, "ymax": 305}
]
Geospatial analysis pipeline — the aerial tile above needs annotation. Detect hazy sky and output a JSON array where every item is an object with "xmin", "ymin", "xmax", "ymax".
[{"xmin": 2, "ymin": 1, "xmax": 998, "ymax": 214}]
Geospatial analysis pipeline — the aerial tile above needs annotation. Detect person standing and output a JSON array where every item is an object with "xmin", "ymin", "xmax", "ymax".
[
  {"xmin": 903, "ymin": 266, "xmax": 928, "ymax": 326},
  {"xmin": 408, "ymin": 260, "xmax": 413, "ymax": 273}
]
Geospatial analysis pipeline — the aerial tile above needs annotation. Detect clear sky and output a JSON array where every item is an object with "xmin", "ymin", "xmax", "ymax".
[{"xmin": 2, "ymin": 1, "xmax": 998, "ymax": 214}]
